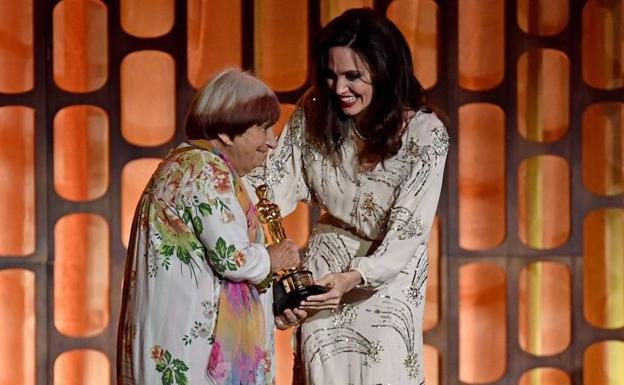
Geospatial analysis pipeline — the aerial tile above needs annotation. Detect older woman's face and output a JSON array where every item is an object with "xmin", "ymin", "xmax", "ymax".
[
  {"xmin": 325, "ymin": 46, "xmax": 373, "ymax": 118},
  {"xmin": 226, "ymin": 123, "xmax": 277, "ymax": 176}
]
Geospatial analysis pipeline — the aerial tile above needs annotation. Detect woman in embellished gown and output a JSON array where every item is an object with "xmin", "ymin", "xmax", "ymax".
[{"xmin": 246, "ymin": 8, "xmax": 448, "ymax": 385}]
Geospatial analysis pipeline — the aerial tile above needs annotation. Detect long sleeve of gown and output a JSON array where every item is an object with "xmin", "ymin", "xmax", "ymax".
[
  {"xmin": 349, "ymin": 117, "xmax": 448, "ymax": 288},
  {"xmin": 244, "ymin": 109, "xmax": 312, "ymax": 217}
]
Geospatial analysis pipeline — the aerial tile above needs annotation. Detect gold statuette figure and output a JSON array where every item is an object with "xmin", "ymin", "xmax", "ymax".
[{"xmin": 255, "ymin": 184, "xmax": 326, "ymax": 313}]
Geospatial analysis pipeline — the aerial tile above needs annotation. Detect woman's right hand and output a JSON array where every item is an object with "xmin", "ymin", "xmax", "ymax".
[{"xmin": 267, "ymin": 239, "xmax": 300, "ymax": 273}]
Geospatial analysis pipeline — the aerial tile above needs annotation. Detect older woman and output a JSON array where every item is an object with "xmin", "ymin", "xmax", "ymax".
[{"xmin": 117, "ymin": 69, "xmax": 301, "ymax": 385}]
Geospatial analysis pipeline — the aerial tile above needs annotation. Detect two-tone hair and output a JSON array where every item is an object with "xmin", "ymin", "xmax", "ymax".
[{"xmin": 185, "ymin": 69, "xmax": 280, "ymax": 140}]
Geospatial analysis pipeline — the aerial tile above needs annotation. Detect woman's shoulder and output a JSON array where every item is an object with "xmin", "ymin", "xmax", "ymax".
[
  {"xmin": 403, "ymin": 108, "xmax": 449, "ymax": 155},
  {"xmin": 409, "ymin": 107, "xmax": 446, "ymax": 129}
]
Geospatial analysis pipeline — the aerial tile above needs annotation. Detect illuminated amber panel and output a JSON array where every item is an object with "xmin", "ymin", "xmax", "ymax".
[
  {"xmin": 518, "ymin": 156, "xmax": 570, "ymax": 249},
  {"xmin": 582, "ymin": 102, "xmax": 624, "ymax": 196},
  {"xmin": 458, "ymin": 0, "xmax": 505, "ymax": 90},
  {"xmin": 121, "ymin": 158, "xmax": 160, "ymax": 247},
  {"xmin": 459, "ymin": 263, "xmax": 507, "ymax": 384},
  {"xmin": 584, "ymin": 209, "xmax": 624, "ymax": 329},
  {"xmin": 121, "ymin": 0, "xmax": 173, "ymax": 38},
  {"xmin": 0, "ymin": 269, "xmax": 35, "ymax": 385},
  {"xmin": 121, "ymin": 51, "xmax": 175, "ymax": 147},
  {"xmin": 517, "ymin": 0, "xmax": 568, "ymax": 36},
  {"xmin": 53, "ymin": 0, "xmax": 108, "ymax": 93},
  {"xmin": 519, "ymin": 367, "xmax": 571, "ymax": 385},
  {"xmin": 275, "ymin": 104, "xmax": 296, "ymax": 137},
  {"xmin": 54, "ymin": 214, "xmax": 109, "ymax": 337},
  {"xmin": 0, "ymin": 106, "xmax": 35, "ymax": 256},
  {"xmin": 54, "ymin": 106, "xmax": 109, "ymax": 202},
  {"xmin": 458, "ymin": 103, "xmax": 506, "ymax": 250},
  {"xmin": 320, "ymin": 0, "xmax": 373, "ymax": 26},
  {"xmin": 424, "ymin": 345, "xmax": 439, "ymax": 385},
  {"xmin": 283, "ymin": 203, "xmax": 310, "ymax": 249},
  {"xmin": 255, "ymin": 1, "xmax": 307, "ymax": 91},
  {"xmin": 0, "ymin": 1, "xmax": 33, "ymax": 93},
  {"xmin": 424, "ymin": 216, "xmax": 440, "ymax": 331},
  {"xmin": 275, "ymin": 328, "xmax": 294, "ymax": 385},
  {"xmin": 54, "ymin": 350, "xmax": 110, "ymax": 385},
  {"xmin": 187, "ymin": 0, "xmax": 241, "ymax": 88},
  {"xmin": 584, "ymin": 341, "xmax": 624, "ymax": 385},
  {"xmin": 518, "ymin": 262, "xmax": 571, "ymax": 356},
  {"xmin": 517, "ymin": 49, "xmax": 569, "ymax": 143},
  {"xmin": 582, "ymin": 1, "xmax": 624, "ymax": 90},
  {"xmin": 387, "ymin": 0, "xmax": 439, "ymax": 89}
]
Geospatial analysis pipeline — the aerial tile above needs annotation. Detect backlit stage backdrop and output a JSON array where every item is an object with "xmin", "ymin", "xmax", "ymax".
[{"xmin": 0, "ymin": 0, "xmax": 623, "ymax": 384}]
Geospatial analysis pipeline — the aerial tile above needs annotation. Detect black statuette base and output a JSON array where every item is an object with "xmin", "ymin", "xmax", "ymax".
[{"xmin": 273, "ymin": 270, "xmax": 327, "ymax": 314}]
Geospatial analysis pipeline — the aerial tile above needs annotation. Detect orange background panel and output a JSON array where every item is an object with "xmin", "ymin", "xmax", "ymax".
[
  {"xmin": 0, "ymin": 106, "xmax": 35, "ymax": 256},
  {"xmin": 121, "ymin": 50, "xmax": 175, "ymax": 147},
  {"xmin": 518, "ymin": 367, "xmax": 571, "ymax": 385},
  {"xmin": 275, "ymin": 328, "xmax": 295, "ymax": 385},
  {"xmin": 584, "ymin": 209, "xmax": 624, "ymax": 329},
  {"xmin": 458, "ymin": 103, "xmax": 506, "ymax": 250},
  {"xmin": 121, "ymin": 158, "xmax": 161, "ymax": 247},
  {"xmin": 424, "ymin": 344, "xmax": 439, "ymax": 385},
  {"xmin": 320, "ymin": 0, "xmax": 373, "ymax": 26},
  {"xmin": 53, "ymin": 0, "xmax": 108, "ymax": 93},
  {"xmin": 275, "ymin": 104, "xmax": 296, "ymax": 137},
  {"xmin": 0, "ymin": 269, "xmax": 35, "ymax": 385},
  {"xmin": 283, "ymin": 203, "xmax": 310, "ymax": 249},
  {"xmin": 582, "ymin": 102, "xmax": 624, "ymax": 196},
  {"xmin": 54, "ymin": 349, "xmax": 110, "ymax": 385},
  {"xmin": 517, "ymin": 49, "xmax": 569, "ymax": 143},
  {"xmin": 517, "ymin": 0, "xmax": 568, "ymax": 36},
  {"xmin": 54, "ymin": 214, "xmax": 110, "ymax": 337},
  {"xmin": 518, "ymin": 155, "xmax": 570, "ymax": 249},
  {"xmin": 459, "ymin": 262, "xmax": 507, "ymax": 384},
  {"xmin": 583, "ymin": 341, "xmax": 624, "ymax": 385},
  {"xmin": 121, "ymin": 0, "xmax": 173, "ymax": 38},
  {"xmin": 518, "ymin": 261, "xmax": 571, "ymax": 356},
  {"xmin": 54, "ymin": 105, "xmax": 109, "ymax": 202},
  {"xmin": 0, "ymin": 0, "xmax": 33, "ymax": 93},
  {"xmin": 582, "ymin": 1, "xmax": 624, "ymax": 90},
  {"xmin": 255, "ymin": 0, "xmax": 308, "ymax": 91},
  {"xmin": 387, "ymin": 0, "xmax": 439, "ymax": 89},
  {"xmin": 187, "ymin": 0, "xmax": 242, "ymax": 88},
  {"xmin": 458, "ymin": 0, "xmax": 505, "ymax": 90}
]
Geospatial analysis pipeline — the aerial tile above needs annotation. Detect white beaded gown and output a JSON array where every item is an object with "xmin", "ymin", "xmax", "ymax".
[{"xmin": 246, "ymin": 106, "xmax": 448, "ymax": 385}]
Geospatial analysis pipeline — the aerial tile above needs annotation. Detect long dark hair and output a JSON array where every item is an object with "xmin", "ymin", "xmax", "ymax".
[{"xmin": 305, "ymin": 8, "xmax": 427, "ymax": 161}]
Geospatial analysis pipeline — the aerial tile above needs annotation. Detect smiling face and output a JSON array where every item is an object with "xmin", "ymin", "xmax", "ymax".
[
  {"xmin": 220, "ymin": 123, "xmax": 277, "ymax": 176},
  {"xmin": 325, "ymin": 46, "xmax": 374, "ymax": 118}
]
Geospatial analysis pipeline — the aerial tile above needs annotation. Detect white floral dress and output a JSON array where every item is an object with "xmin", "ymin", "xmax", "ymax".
[
  {"xmin": 118, "ymin": 141, "xmax": 275, "ymax": 385},
  {"xmin": 246, "ymin": 107, "xmax": 448, "ymax": 385}
]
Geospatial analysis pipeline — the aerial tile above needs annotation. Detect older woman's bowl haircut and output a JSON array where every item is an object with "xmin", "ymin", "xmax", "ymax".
[{"xmin": 185, "ymin": 69, "xmax": 280, "ymax": 140}]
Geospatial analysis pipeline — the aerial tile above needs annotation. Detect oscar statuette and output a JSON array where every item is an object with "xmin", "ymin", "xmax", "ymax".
[{"xmin": 255, "ymin": 184, "xmax": 327, "ymax": 314}]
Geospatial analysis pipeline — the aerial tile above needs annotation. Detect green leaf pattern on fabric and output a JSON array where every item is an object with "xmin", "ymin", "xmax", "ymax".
[
  {"xmin": 207, "ymin": 237, "xmax": 240, "ymax": 273},
  {"xmin": 143, "ymin": 150, "xmax": 238, "ymax": 285},
  {"xmin": 150, "ymin": 346, "xmax": 189, "ymax": 385}
]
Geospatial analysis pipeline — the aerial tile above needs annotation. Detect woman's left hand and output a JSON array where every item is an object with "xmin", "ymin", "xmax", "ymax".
[
  {"xmin": 275, "ymin": 308, "xmax": 307, "ymax": 330},
  {"xmin": 299, "ymin": 270, "xmax": 362, "ymax": 311}
]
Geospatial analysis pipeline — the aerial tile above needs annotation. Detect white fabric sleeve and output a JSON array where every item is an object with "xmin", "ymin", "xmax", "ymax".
[
  {"xmin": 349, "ymin": 117, "xmax": 448, "ymax": 288},
  {"xmin": 176, "ymin": 162, "xmax": 271, "ymax": 285},
  {"xmin": 243, "ymin": 108, "xmax": 311, "ymax": 217}
]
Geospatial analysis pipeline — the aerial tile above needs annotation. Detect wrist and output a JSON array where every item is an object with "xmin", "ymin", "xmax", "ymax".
[{"xmin": 342, "ymin": 270, "xmax": 362, "ymax": 291}]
